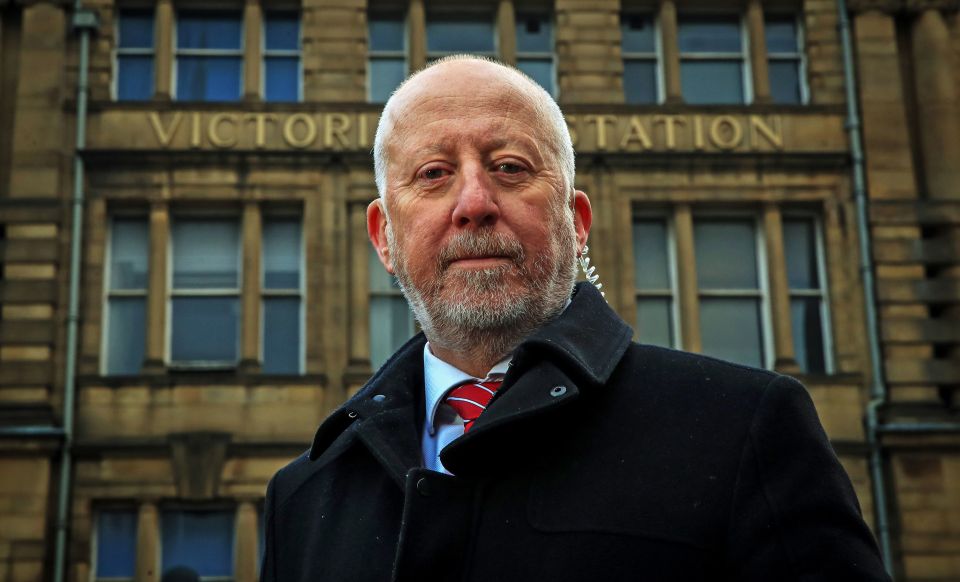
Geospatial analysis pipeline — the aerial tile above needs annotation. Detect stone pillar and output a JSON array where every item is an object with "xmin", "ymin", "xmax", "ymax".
[
  {"xmin": 144, "ymin": 203, "xmax": 169, "ymax": 373},
  {"xmin": 408, "ymin": 0, "xmax": 427, "ymax": 71},
  {"xmin": 746, "ymin": 0, "xmax": 771, "ymax": 103},
  {"xmin": 154, "ymin": 0, "xmax": 173, "ymax": 100},
  {"xmin": 763, "ymin": 204, "xmax": 799, "ymax": 372},
  {"xmin": 497, "ymin": 0, "xmax": 516, "ymax": 65},
  {"xmin": 234, "ymin": 500, "xmax": 260, "ymax": 582},
  {"xmin": 241, "ymin": 202, "xmax": 262, "ymax": 372},
  {"xmin": 910, "ymin": 7, "xmax": 960, "ymax": 200},
  {"xmin": 243, "ymin": 0, "xmax": 263, "ymax": 101},
  {"xmin": 674, "ymin": 204, "xmax": 701, "ymax": 353},
  {"xmin": 134, "ymin": 501, "xmax": 159, "ymax": 582},
  {"xmin": 659, "ymin": 0, "xmax": 682, "ymax": 103}
]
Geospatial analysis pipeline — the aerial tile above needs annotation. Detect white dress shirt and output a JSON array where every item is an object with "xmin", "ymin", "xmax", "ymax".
[{"xmin": 421, "ymin": 344, "xmax": 511, "ymax": 475}]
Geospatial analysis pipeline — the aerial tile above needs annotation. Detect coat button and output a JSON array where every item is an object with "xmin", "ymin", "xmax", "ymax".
[
  {"xmin": 372, "ymin": 394, "xmax": 386, "ymax": 403},
  {"xmin": 347, "ymin": 410, "xmax": 358, "ymax": 419},
  {"xmin": 416, "ymin": 477, "xmax": 431, "ymax": 497},
  {"xmin": 549, "ymin": 385, "xmax": 567, "ymax": 397}
]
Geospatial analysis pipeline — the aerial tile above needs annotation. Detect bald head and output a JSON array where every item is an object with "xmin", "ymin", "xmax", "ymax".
[{"xmin": 373, "ymin": 56, "xmax": 576, "ymax": 202}]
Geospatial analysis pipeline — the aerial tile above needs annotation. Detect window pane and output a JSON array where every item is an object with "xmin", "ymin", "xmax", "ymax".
[
  {"xmin": 624, "ymin": 60, "xmax": 658, "ymax": 104},
  {"xmin": 694, "ymin": 220, "xmax": 758, "ymax": 289},
  {"xmin": 681, "ymin": 60, "xmax": 744, "ymax": 104},
  {"xmin": 769, "ymin": 60, "xmax": 802, "ymax": 104},
  {"xmin": 176, "ymin": 56, "xmax": 242, "ymax": 101},
  {"xmin": 783, "ymin": 218, "xmax": 819, "ymax": 289},
  {"xmin": 263, "ymin": 218, "xmax": 301, "ymax": 289},
  {"xmin": 263, "ymin": 298, "xmax": 301, "ymax": 374},
  {"xmin": 177, "ymin": 12, "xmax": 242, "ymax": 49},
  {"xmin": 172, "ymin": 219, "xmax": 239, "ymax": 289},
  {"xmin": 765, "ymin": 17, "xmax": 798, "ymax": 53},
  {"xmin": 370, "ymin": 296, "xmax": 413, "ymax": 369},
  {"xmin": 119, "ymin": 11, "xmax": 154, "ymax": 49},
  {"xmin": 161, "ymin": 510, "xmax": 234, "ymax": 577},
  {"xmin": 118, "ymin": 56, "xmax": 154, "ymax": 101},
  {"xmin": 621, "ymin": 14, "xmax": 656, "ymax": 53},
  {"xmin": 369, "ymin": 58, "xmax": 406, "ymax": 103},
  {"xmin": 106, "ymin": 297, "xmax": 146, "ymax": 375},
  {"xmin": 517, "ymin": 14, "xmax": 551, "ymax": 53},
  {"xmin": 633, "ymin": 219, "xmax": 670, "ymax": 290},
  {"xmin": 701, "ymin": 298, "xmax": 764, "ymax": 368},
  {"xmin": 636, "ymin": 298, "xmax": 673, "ymax": 347},
  {"xmin": 791, "ymin": 296, "xmax": 826, "ymax": 374},
  {"xmin": 96, "ymin": 510, "xmax": 137, "ymax": 577},
  {"xmin": 265, "ymin": 56, "xmax": 299, "ymax": 102},
  {"xmin": 427, "ymin": 16, "xmax": 494, "ymax": 53},
  {"xmin": 517, "ymin": 59, "xmax": 554, "ymax": 95},
  {"xmin": 171, "ymin": 297, "xmax": 239, "ymax": 362},
  {"xmin": 265, "ymin": 12, "xmax": 299, "ymax": 51},
  {"xmin": 369, "ymin": 16, "xmax": 405, "ymax": 52},
  {"xmin": 110, "ymin": 217, "xmax": 149, "ymax": 290},
  {"xmin": 679, "ymin": 18, "xmax": 742, "ymax": 53}
]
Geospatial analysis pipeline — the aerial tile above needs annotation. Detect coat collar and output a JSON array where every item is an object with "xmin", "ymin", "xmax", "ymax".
[{"xmin": 308, "ymin": 282, "xmax": 633, "ymax": 485}]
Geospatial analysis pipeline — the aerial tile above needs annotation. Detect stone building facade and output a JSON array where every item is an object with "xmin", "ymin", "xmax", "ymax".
[{"xmin": 0, "ymin": 0, "xmax": 958, "ymax": 580}]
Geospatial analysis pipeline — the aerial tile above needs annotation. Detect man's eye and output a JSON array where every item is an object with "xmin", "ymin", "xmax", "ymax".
[
  {"xmin": 422, "ymin": 168, "xmax": 447, "ymax": 180},
  {"xmin": 497, "ymin": 163, "xmax": 525, "ymax": 174}
]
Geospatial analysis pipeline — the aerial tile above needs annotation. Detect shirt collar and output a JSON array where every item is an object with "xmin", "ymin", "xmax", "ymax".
[{"xmin": 423, "ymin": 344, "xmax": 511, "ymax": 436}]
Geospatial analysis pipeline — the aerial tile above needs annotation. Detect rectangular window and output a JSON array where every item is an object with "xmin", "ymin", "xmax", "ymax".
[
  {"xmin": 104, "ymin": 216, "xmax": 148, "ymax": 375},
  {"xmin": 170, "ymin": 217, "xmax": 241, "ymax": 367},
  {"xmin": 766, "ymin": 15, "xmax": 805, "ymax": 104},
  {"xmin": 175, "ymin": 10, "xmax": 243, "ymax": 101},
  {"xmin": 679, "ymin": 16, "xmax": 748, "ymax": 104},
  {"xmin": 632, "ymin": 216, "xmax": 679, "ymax": 347},
  {"xmin": 516, "ymin": 13, "xmax": 555, "ymax": 97},
  {"xmin": 161, "ymin": 509, "xmax": 234, "ymax": 580},
  {"xmin": 369, "ymin": 247, "xmax": 414, "ymax": 369},
  {"xmin": 94, "ymin": 509, "xmax": 137, "ymax": 581},
  {"xmin": 694, "ymin": 218, "xmax": 768, "ymax": 368},
  {"xmin": 368, "ymin": 12, "xmax": 407, "ymax": 103},
  {"xmin": 621, "ymin": 13, "xmax": 660, "ymax": 104},
  {"xmin": 116, "ymin": 10, "xmax": 155, "ymax": 100},
  {"xmin": 262, "ymin": 216, "xmax": 303, "ymax": 374},
  {"xmin": 263, "ymin": 11, "xmax": 301, "ymax": 102},
  {"xmin": 426, "ymin": 12, "xmax": 496, "ymax": 61},
  {"xmin": 784, "ymin": 215, "xmax": 830, "ymax": 373}
]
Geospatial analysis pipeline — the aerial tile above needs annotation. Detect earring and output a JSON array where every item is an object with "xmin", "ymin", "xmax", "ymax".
[{"xmin": 578, "ymin": 245, "xmax": 605, "ymax": 299}]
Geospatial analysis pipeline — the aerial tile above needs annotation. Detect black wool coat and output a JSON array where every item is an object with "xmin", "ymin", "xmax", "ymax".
[{"xmin": 261, "ymin": 283, "xmax": 890, "ymax": 582}]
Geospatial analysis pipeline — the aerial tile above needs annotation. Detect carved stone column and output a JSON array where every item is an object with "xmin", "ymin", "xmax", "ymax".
[{"xmin": 134, "ymin": 501, "xmax": 159, "ymax": 582}]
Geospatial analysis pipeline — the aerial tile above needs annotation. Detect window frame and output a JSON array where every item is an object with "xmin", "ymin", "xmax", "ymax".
[
  {"xmin": 261, "ymin": 10, "xmax": 303, "ymax": 102},
  {"xmin": 620, "ymin": 11, "xmax": 665, "ymax": 105},
  {"xmin": 632, "ymin": 209, "xmax": 682, "ymax": 349},
  {"xmin": 113, "ymin": 8, "xmax": 156, "ymax": 101},
  {"xmin": 101, "ymin": 212, "xmax": 149, "ymax": 376},
  {"xmin": 158, "ymin": 504, "xmax": 237, "ymax": 582},
  {"xmin": 172, "ymin": 9, "xmax": 246, "ymax": 102},
  {"xmin": 783, "ymin": 209, "xmax": 834, "ymax": 374},
  {"xmin": 514, "ymin": 11, "xmax": 557, "ymax": 97},
  {"xmin": 765, "ymin": 12, "xmax": 809, "ymax": 105},
  {"xmin": 166, "ymin": 212, "xmax": 243, "ymax": 369},
  {"xmin": 91, "ymin": 505, "xmax": 138, "ymax": 582},
  {"xmin": 677, "ymin": 12, "xmax": 753, "ymax": 105},
  {"xmin": 259, "ymin": 212, "xmax": 306, "ymax": 375}
]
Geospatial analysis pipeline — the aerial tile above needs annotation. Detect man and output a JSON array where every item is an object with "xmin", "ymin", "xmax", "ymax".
[{"xmin": 261, "ymin": 56, "xmax": 889, "ymax": 581}]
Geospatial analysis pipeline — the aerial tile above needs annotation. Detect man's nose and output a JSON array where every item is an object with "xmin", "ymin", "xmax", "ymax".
[{"xmin": 451, "ymin": 166, "xmax": 500, "ymax": 228}]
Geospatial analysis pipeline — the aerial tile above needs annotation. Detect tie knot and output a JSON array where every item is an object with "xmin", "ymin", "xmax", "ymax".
[{"xmin": 444, "ymin": 380, "xmax": 503, "ymax": 433}]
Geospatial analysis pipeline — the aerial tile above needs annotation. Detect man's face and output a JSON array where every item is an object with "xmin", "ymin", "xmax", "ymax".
[{"xmin": 368, "ymin": 64, "xmax": 592, "ymax": 342}]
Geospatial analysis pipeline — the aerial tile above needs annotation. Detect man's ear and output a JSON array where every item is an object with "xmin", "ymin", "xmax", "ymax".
[
  {"xmin": 367, "ymin": 199, "xmax": 395, "ymax": 274},
  {"xmin": 572, "ymin": 190, "xmax": 593, "ymax": 252}
]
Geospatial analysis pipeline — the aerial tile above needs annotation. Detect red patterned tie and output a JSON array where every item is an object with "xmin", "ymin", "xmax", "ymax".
[{"xmin": 444, "ymin": 380, "xmax": 503, "ymax": 433}]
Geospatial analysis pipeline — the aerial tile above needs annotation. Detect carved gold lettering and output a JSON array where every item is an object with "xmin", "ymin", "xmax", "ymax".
[
  {"xmin": 692, "ymin": 115, "xmax": 705, "ymax": 151},
  {"xmin": 282, "ymin": 113, "xmax": 318, "ymax": 148},
  {"xmin": 749, "ymin": 115, "xmax": 783, "ymax": 150},
  {"xmin": 244, "ymin": 113, "xmax": 277, "ymax": 149},
  {"xmin": 585, "ymin": 115, "xmax": 617, "ymax": 150},
  {"xmin": 619, "ymin": 116, "xmax": 653, "ymax": 150},
  {"xmin": 208, "ymin": 113, "xmax": 239, "ymax": 149},
  {"xmin": 653, "ymin": 115, "xmax": 685, "ymax": 150},
  {"xmin": 148, "ymin": 112, "xmax": 183, "ymax": 147},
  {"xmin": 358, "ymin": 114, "xmax": 370, "ymax": 149},
  {"xmin": 708, "ymin": 116, "xmax": 743, "ymax": 151},
  {"xmin": 323, "ymin": 113, "xmax": 352, "ymax": 149},
  {"xmin": 190, "ymin": 112, "xmax": 202, "ymax": 148}
]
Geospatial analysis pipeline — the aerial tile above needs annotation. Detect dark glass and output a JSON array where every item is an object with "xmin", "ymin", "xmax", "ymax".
[
  {"xmin": 265, "ymin": 12, "xmax": 299, "ymax": 51},
  {"xmin": 177, "ymin": 11, "xmax": 242, "ymax": 49},
  {"xmin": 694, "ymin": 219, "xmax": 758, "ymax": 289},
  {"xmin": 621, "ymin": 14, "xmax": 656, "ymax": 53},
  {"xmin": 791, "ymin": 296, "xmax": 826, "ymax": 373},
  {"xmin": 369, "ymin": 16, "xmax": 405, "ymax": 51},
  {"xmin": 369, "ymin": 58, "xmax": 406, "ymax": 103},
  {"xmin": 426, "ymin": 15, "xmax": 495, "ymax": 53},
  {"xmin": 172, "ymin": 218, "xmax": 240, "ymax": 289},
  {"xmin": 633, "ymin": 219, "xmax": 670, "ymax": 289},
  {"xmin": 636, "ymin": 298, "xmax": 673, "ymax": 347},
  {"xmin": 681, "ymin": 60, "xmax": 744, "ymax": 104},
  {"xmin": 624, "ymin": 60, "xmax": 658, "ymax": 104},
  {"xmin": 118, "ymin": 56, "xmax": 154, "ymax": 100},
  {"xmin": 263, "ymin": 218, "xmax": 301, "ymax": 289},
  {"xmin": 265, "ymin": 56, "xmax": 299, "ymax": 102},
  {"xmin": 769, "ymin": 60, "xmax": 802, "ymax": 104},
  {"xmin": 119, "ymin": 10, "xmax": 154, "ymax": 49},
  {"xmin": 700, "ymin": 298, "xmax": 764, "ymax": 368},
  {"xmin": 765, "ymin": 17, "xmax": 798, "ymax": 53},
  {"xmin": 263, "ymin": 298, "xmax": 301, "ymax": 374},
  {"xmin": 161, "ymin": 510, "xmax": 234, "ymax": 577},
  {"xmin": 176, "ymin": 56, "xmax": 242, "ymax": 101},
  {"xmin": 96, "ymin": 510, "xmax": 137, "ymax": 577},
  {"xmin": 678, "ymin": 17, "xmax": 742, "ymax": 53},
  {"xmin": 517, "ymin": 14, "xmax": 552, "ymax": 53},
  {"xmin": 517, "ymin": 59, "xmax": 554, "ymax": 95},
  {"xmin": 110, "ymin": 217, "xmax": 149, "ymax": 290},
  {"xmin": 783, "ymin": 218, "xmax": 819, "ymax": 289},
  {"xmin": 171, "ymin": 297, "xmax": 239, "ymax": 362},
  {"xmin": 106, "ymin": 298, "xmax": 146, "ymax": 375}
]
